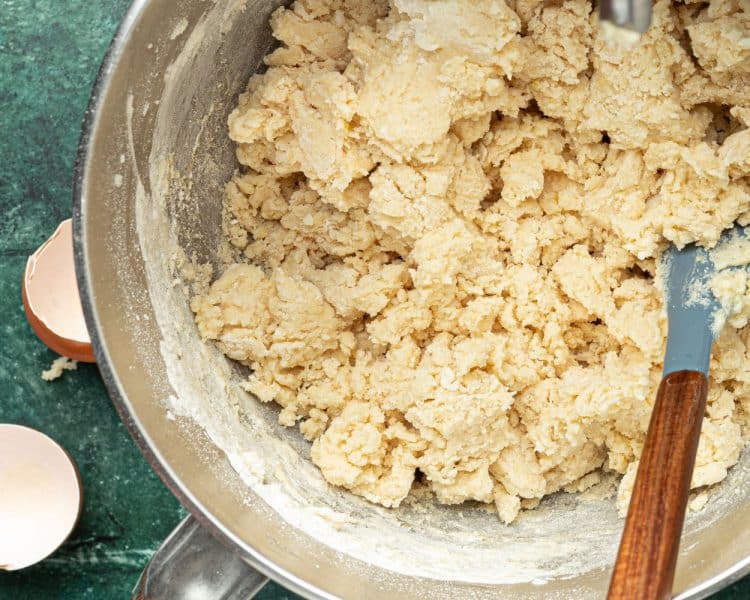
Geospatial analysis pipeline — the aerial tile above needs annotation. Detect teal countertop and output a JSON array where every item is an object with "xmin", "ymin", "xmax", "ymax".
[
  {"xmin": 0, "ymin": 1, "xmax": 295, "ymax": 598},
  {"xmin": 0, "ymin": 1, "xmax": 747, "ymax": 599}
]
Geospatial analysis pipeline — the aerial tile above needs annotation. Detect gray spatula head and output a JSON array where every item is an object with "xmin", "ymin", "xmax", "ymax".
[{"xmin": 662, "ymin": 225, "xmax": 750, "ymax": 376}]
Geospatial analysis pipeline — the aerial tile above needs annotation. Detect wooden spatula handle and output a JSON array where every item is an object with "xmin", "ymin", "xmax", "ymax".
[{"xmin": 608, "ymin": 370, "xmax": 708, "ymax": 600}]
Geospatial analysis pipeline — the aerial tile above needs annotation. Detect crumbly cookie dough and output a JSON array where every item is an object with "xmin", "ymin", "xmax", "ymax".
[
  {"xmin": 192, "ymin": 0, "xmax": 750, "ymax": 522},
  {"xmin": 41, "ymin": 356, "xmax": 78, "ymax": 382}
]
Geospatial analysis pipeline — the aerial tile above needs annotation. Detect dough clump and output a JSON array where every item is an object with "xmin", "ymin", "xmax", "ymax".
[
  {"xmin": 41, "ymin": 356, "xmax": 78, "ymax": 381},
  {"xmin": 193, "ymin": 0, "xmax": 750, "ymax": 522}
]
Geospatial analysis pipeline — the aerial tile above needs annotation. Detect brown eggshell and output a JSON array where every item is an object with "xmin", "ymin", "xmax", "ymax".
[
  {"xmin": 0, "ymin": 424, "xmax": 83, "ymax": 571},
  {"xmin": 22, "ymin": 219, "xmax": 95, "ymax": 363}
]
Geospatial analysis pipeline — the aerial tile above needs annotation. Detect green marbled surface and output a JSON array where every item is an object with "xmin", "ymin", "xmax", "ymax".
[
  {"xmin": 0, "ymin": 1, "xmax": 297, "ymax": 598},
  {"xmin": 0, "ymin": 0, "xmax": 747, "ymax": 598}
]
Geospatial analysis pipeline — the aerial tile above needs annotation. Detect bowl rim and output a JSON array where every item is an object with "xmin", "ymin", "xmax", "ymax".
[
  {"xmin": 70, "ymin": 1, "xmax": 750, "ymax": 598},
  {"xmin": 70, "ymin": 2, "xmax": 331, "ymax": 598}
]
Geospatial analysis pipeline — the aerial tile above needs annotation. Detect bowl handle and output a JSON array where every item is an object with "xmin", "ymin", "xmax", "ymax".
[{"xmin": 132, "ymin": 515, "xmax": 268, "ymax": 599}]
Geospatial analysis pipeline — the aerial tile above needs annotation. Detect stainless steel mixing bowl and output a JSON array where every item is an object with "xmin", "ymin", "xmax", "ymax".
[{"xmin": 72, "ymin": 0, "xmax": 750, "ymax": 597}]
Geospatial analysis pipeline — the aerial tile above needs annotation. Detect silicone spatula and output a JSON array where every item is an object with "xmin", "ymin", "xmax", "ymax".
[{"xmin": 608, "ymin": 226, "xmax": 748, "ymax": 599}]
